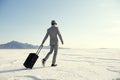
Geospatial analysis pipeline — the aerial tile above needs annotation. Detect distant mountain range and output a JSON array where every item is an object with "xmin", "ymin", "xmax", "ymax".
[
  {"xmin": 0, "ymin": 41, "xmax": 69, "ymax": 49},
  {"xmin": 0, "ymin": 41, "xmax": 47, "ymax": 49}
]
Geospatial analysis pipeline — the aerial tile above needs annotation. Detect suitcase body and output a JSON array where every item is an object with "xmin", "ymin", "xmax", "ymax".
[{"xmin": 23, "ymin": 53, "xmax": 39, "ymax": 69}]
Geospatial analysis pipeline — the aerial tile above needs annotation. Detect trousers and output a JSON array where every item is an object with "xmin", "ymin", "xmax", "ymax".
[{"xmin": 44, "ymin": 45, "xmax": 58, "ymax": 64}]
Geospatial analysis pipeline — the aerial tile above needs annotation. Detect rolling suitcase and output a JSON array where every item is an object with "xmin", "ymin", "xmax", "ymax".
[{"xmin": 23, "ymin": 45, "xmax": 43, "ymax": 69}]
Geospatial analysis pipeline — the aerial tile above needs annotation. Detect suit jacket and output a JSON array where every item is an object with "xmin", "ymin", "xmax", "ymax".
[{"xmin": 42, "ymin": 26, "xmax": 63, "ymax": 46}]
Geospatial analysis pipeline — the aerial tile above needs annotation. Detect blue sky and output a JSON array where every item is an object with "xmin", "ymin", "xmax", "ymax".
[{"xmin": 0, "ymin": 0, "xmax": 120, "ymax": 48}]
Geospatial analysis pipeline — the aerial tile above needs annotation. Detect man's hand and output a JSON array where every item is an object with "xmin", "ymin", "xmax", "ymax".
[
  {"xmin": 40, "ymin": 43, "xmax": 43, "ymax": 47},
  {"xmin": 62, "ymin": 41, "xmax": 64, "ymax": 45}
]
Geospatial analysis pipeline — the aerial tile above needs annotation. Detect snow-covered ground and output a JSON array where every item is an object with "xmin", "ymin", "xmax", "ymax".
[{"xmin": 0, "ymin": 49, "xmax": 120, "ymax": 80}]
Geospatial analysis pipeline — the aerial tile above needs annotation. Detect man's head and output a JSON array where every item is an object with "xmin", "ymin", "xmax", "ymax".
[{"xmin": 51, "ymin": 20, "xmax": 57, "ymax": 26}]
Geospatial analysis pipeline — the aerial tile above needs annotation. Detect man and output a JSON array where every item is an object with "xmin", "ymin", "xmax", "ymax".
[{"xmin": 41, "ymin": 20, "xmax": 64, "ymax": 67}]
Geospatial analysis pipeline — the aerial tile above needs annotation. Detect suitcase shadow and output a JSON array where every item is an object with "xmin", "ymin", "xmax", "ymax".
[
  {"xmin": 0, "ymin": 68, "xmax": 26, "ymax": 73},
  {"xmin": 0, "ymin": 66, "xmax": 51, "ymax": 74}
]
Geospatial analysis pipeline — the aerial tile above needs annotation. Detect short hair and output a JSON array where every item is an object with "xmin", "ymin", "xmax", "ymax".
[{"xmin": 51, "ymin": 20, "xmax": 57, "ymax": 25}]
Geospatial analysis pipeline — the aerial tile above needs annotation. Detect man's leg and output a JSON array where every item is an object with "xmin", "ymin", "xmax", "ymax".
[
  {"xmin": 42, "ymin": 45, "xmax": 54, "ymax": 66},
  {"xmin": 44, "ymin": 45, "xmax": 54, "ymax": 61},
  {"xmin": 52, "ymin": 45, "xmax": 58, "ymax": 65}
]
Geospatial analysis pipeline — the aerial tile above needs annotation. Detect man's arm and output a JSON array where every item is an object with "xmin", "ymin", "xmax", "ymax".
[
  {"xmin": 41, "ymin": 30, "xmax": 49, "ymax": 45},
  {"xmin": 57, "ymin": 28, "xmax": 64, "ymax": 44}
]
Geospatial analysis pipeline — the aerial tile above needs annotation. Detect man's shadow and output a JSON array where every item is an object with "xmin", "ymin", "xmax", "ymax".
[{"xmin": 0, "ymin": 66, "xmax": 50, "ymax": 74}]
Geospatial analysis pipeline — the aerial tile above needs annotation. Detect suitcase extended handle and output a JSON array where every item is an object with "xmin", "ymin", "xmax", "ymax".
[{"xmin": 36, "ymin": 45, "xmax": 43, "ymax": 55}]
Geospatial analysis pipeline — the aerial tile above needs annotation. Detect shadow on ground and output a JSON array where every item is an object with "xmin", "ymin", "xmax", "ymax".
[{"xmin": 0, "ymin": 66, "xmax": 50, "ymax": 74}]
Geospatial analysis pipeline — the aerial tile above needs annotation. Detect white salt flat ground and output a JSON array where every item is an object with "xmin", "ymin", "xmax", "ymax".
[{"xmin": 0, "ymin": 49, "xmax": 120, "ymax": 80}]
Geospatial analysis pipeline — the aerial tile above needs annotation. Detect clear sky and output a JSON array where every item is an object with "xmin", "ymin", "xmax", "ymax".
[{"xmin": 0, "ymin": 0, "xmax": 120, "ymax": 48}]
